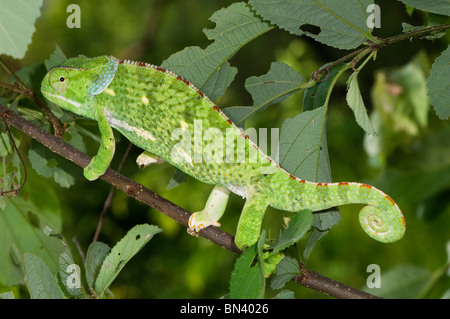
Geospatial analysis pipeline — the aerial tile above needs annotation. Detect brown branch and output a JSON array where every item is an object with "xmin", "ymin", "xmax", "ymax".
[
  {"xmin": 312, "ymin": 23, "xmax": 450, "ymax": 81},
  {"xmin": 0, "ymin": 103, "xmax": 380, "ymax": 299},
  {"xmin": 294, "ymin": 264, "xmax": 382, "ymax": 299},
  {"xmin": 0, "ymin": 57, "xmax": 65, "ymax": 137}
]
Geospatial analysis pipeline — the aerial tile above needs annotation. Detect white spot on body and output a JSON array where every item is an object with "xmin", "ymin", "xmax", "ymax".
[
  {"xmin": 180, "ymin": 120, "xmax": 189, "ymax": 130},
  {"xmin": 104, "ymin": 88, "xmax": 116, "ymax": 96},
  {"xmin": 141, "ymin": 96, "xmax": 149, "ymax": 105},
  {"xmin": 104, "ymin": 109, "xmax": 157, "ymax": 142}
]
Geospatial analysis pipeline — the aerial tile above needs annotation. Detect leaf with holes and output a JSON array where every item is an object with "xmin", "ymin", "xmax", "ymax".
[
  {"xmin": 94, "ymin": 224, "xmax": 162, "ymax": 297},
  {"xmin": 249, "ymin": 0, "xmax": 374, "ymax": 49}
]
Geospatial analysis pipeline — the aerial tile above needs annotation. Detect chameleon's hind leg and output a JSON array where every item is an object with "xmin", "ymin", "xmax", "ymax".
[
  {"xmin": 234, "ymin": 191, "xmax": 269, "ymax": 249},
  {"xmin": 188, "ymin": 185, "xmax": 230, "ymax": 236},
  {"xmin": 136, "ymin": 151, "xmax": 165, "ymax": 168}
]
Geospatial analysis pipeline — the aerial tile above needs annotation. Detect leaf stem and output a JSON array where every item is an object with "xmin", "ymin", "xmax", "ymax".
[
  {"xmin": 0, "ymin": 56, "xmax": 28, "ymax": 90},
  {"xmin": 312, "ymin": 23, "xmax": 450, "ymax": 80},
  {"xmin": 0, "ymin": 57, "xmax": 65, "ymax": 137},
  {"xmin": 381, "ymin": 23, "xmax": 450, "ymax": 46}
]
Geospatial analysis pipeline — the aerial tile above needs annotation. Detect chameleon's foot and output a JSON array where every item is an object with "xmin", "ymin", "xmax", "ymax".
[
  {"xmin": 187, "ymin": 186, "xmax": 229, "ymax": 237},
  {"xmin": 83, "ymin": 157, "xmax": 106, "ymax": 181},
  {"xmin": 187, "ymin": 211, "xmax": 221, "ymax": 236},
  {"xmin": 136, "ymin": 151, "xmax": 164, "ymax": 168}
]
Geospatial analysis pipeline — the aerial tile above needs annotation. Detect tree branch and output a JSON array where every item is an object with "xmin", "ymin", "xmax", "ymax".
[
  {"xmin": 0, "ymin": 56, "xmax": 65, "ymax": 137},
  {"xmin": 294, "ymin": 264, "xmax": 382, "ymax": 299},
  {"xmin": 312, "ymin": 23, "xmax": 450, "ymax": 81},
  {"xmin": 0, "ymin": 103, "xmax": 380, "ymax": 299}
]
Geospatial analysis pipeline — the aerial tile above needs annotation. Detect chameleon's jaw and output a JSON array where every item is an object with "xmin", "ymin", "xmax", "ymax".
[{"xmin": 42, "ymin": 90, "xmax": 82, "ymax": 109}]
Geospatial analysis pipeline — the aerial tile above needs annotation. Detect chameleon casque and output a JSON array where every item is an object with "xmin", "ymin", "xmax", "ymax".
[{"xmin": 41, "ymin": 55, "xmax": 405, "ymax": 249}]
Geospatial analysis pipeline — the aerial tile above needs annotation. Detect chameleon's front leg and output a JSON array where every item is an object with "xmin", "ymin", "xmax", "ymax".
[
  {"xmin": 188, "ymin": 185, "xmax": 230, "ymax": 235},
  {"xmin": 84, "ymin": 107, "xmax": 115, "ymax": 181}
]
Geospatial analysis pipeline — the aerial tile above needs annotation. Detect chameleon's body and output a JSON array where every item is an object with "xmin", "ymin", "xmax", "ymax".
[{"xmin": 41, "ymin": 56, "xmax": 405, "ymax": 248}]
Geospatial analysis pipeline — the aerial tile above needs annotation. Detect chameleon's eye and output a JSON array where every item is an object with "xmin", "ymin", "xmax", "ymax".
[{"xmin": 49, "ymin": 69, "xmax": 69, "ymax": 93}]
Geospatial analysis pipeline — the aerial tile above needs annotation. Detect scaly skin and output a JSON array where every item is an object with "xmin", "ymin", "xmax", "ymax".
[{"xmin": 41, "ymin": 55, "xmax": 405, "ymax": 249}]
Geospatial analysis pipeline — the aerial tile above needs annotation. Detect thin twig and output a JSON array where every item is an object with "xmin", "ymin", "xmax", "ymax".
[
  {"xmin": 0, "ymin": 57, "xmax": 65, "ymax": 137},
  {"xmin": 72, "ymin": 237, "xmax": 86, "ymax": 264},
  {"xmin": 295, "ymin": 264, "xmax": 382, "ymax": 299},
  {"xmin": 311, "ymin": 23, "xmax": 450, "ymax": 81}
]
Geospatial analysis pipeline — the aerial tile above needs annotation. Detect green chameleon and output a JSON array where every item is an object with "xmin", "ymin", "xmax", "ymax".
[{"xmin": 41, "ymin": 55, "xmax": 405, "ymax": 249}]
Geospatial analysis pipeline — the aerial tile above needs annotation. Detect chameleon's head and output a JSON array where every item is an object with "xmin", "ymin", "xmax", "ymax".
[{"xmin": 41, "ymin": 55, "xmax": 119, "ymax": 118}]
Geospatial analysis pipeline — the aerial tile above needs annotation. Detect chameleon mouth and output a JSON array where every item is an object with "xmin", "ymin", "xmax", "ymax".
[{"xmin": 42, "ymin": 91, "xmax": 82, "ymax": 108}]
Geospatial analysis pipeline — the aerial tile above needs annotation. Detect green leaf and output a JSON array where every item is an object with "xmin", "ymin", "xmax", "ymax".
[
  {"xmin": 279, "ymin": 106, "xmax": 341, "ymax": 235},
  {"xmin": 272, "ymin": 290, "xmax": 295, "ymax": 299},
  {"xmin": 162, "ymin": 2, "xmax": 273, "ymax": 97},
  {"xmin": 397, "ymin": 0, "xmax": 450, "ymax": 16},
  {"xmin": 427, "ymin": 45, "xmax": 450, "ymax": 119},
  {"xmin": 201, "ymin": 62, "xmax": 237, "ymax": 102},
  {"xmin": 0, "ymin": 172, "xmax": 63, "ymax": 286},
  {"xmin": 0, "ymin": 0, "xmax": 44, "ymax": 58},
  {"xmin": 28, "ymin": 142, "xmax": 75, "ymax": 188},
  {"xmin": 44, "ymin": 45, "xmax": 67, "ymax": 70},
  {"xmin": 85, "ymin": 241, "xmax": 111, "ymax": 289},
  {"xmin": 0, "ymin": 128, "xmax": 23, "ymax": 195},
  {"xmin": 23, "ymin": 253, "xmax": 64, "ymax": 299},
  {"xmin": 222, "ymin": 106, "xmax": 255, "ymax": 127},
  {"xmin": 229, "ymin": 244, "xmax": 265, "ymax": 299},
  {"xmin": 94, "ymin": 224, "xmax": 162, "ymax": 297},
  {"xmin": 59, "ymin": 251, "xmax": 84, "ymax": 298},
  {"xmin": 249, "ymin": 0, "xmax": 374, "ymax": 49},
  {"xmin": 42, "ymin": 228, "xmax": 85, "ymax": 299},
  {"xmin": 303, "ymin": 63, "xmax": 348, "ymax": 112},
  {"xmin": 241, "ymin": 62, "xmax": 305, "ymax": 122},
  {"xmin": 269, "ymin": 210, "xmax": 313, "ymax": 254},
  {"xmin": 0, "ymin": 291, "xmax": 15, "ymax": 299},
  {"xmin": 303, "ymin": 229, "xmax": 328, "ymax": 261},
  {"xmin": 346, "ymin": 72, "xmax": 377, "ymax": 135},
  {"xmin": 270, "ymin": 256, "xmax": 300, "ymax": 290},
  {"xmin": 279, "ymin": 106, "xmax": 329, "ymax": 181},
  {"xmin": 296, "ymin": 65, "xmax": 349, "ymax": 253},
  {"xmin": 166, "ymin": 169, "xmax": 188, "ymax": 190}
]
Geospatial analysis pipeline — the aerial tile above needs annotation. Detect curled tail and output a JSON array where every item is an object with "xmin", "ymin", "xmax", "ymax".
[
  {"xmin": 269, "ymin": 171, "xmax": 405, "ymax": 243},
  {"xmin": 356, "ymin": 186, "xmax": 405, "ymax": 243}
]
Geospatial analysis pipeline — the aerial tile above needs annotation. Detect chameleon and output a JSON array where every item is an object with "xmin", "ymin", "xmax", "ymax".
[{"xmin": 40, "ymin": 55, "xmax": 405, "ymax": 249}]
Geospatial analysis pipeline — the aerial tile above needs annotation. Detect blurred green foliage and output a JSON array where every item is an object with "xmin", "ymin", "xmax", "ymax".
[{"xmin": 1, "ymin": 0, "xmax": 449, "ymax": 298}]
